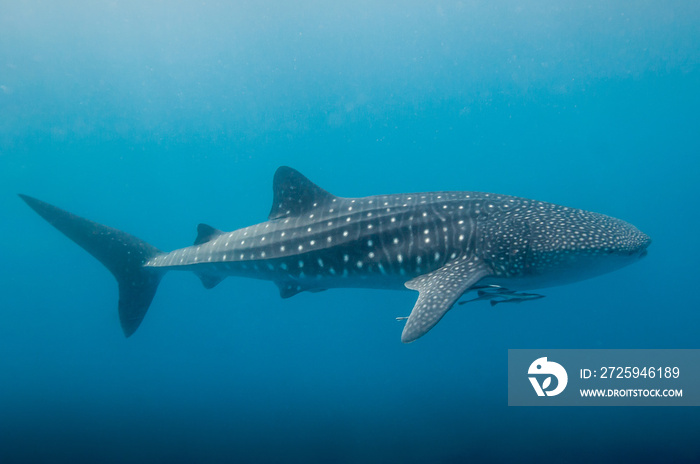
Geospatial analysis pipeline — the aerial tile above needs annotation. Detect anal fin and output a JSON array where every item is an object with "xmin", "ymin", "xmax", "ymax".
[
  {"xmin": 197, "ymin": 273, "xmax": 225, "ymax": 289},
  {"xmin": 273, "ymin": 281, "xmax": 326, "ymax": 298},
  {"xmin": 275, "ymin": 281, "xmax": 306, "ymax": 299}
]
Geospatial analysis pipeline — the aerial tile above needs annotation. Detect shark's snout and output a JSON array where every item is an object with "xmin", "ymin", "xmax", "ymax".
[
  {"xmin": 631, "ymin": 229, "xmax": 651, "ymax": 254},
  {"xmin": 637, "ymin": 233, "xmax": 651, "ymax": 258}
]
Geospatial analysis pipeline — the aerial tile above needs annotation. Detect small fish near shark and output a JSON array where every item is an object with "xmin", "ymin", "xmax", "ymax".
[
  {"xmin": 458, "ymin": 286, "xmax": 546, "ymax": 307},
  {"xmin": 20, "ymin": 166, "xmax": 651, "ymax": 343}
]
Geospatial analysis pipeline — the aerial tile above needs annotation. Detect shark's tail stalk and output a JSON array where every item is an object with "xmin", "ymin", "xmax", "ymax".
[{"xmin": 19, "ymin": 194, "xmax": 164, "ymax": 337}]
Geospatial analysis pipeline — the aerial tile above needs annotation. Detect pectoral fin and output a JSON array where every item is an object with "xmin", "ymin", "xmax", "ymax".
[{"xmin": 401, "ymin": 256, "xmax": 491, "ymax": 343}]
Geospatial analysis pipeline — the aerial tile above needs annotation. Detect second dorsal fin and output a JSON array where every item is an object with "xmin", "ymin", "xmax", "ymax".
[
  {"xmin": 268, "ymin": 167, "xmax": 337, "ymax": 220},
  {"xmin": 194, "ymin": 223, "xmax": 223, "ymax": 246}
]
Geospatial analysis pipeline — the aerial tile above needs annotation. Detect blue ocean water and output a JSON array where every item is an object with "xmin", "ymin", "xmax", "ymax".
[{"xmin": 1, "ymin": 1, "xmax": 699, "ymax": 462}]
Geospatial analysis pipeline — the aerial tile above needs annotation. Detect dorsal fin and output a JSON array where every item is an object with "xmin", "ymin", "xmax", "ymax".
[
  {"xmin": 194, "ymin": 223, "xmax": 223, "ymax": 246},
  {"xmin": 268, "ymin": 167, "xmax": 337, "ymax": 220}
]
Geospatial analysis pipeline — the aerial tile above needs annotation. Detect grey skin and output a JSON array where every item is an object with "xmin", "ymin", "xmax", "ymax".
[{"xmin": 20, "ymin": 166, "xmax": 651, "ymax": 343}]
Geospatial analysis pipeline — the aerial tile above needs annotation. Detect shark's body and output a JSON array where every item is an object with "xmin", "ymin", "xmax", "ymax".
[{"xmin": 20, "ymin": 167, "xmax": 650, "ymax": 342}]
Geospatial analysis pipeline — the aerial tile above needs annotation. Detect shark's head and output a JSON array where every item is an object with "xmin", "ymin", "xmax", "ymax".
[{"xmin": 524, "ymin": 208, "xmax": 651, "ymax": 286}]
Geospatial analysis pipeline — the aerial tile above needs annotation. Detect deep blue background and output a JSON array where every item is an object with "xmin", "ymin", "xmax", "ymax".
[{"xmin": 1, "ymin": 1, "xmax": 699, "ymax": 463}]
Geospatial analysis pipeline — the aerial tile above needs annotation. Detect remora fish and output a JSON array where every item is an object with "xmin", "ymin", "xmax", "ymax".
[
  {"xmin": 457, "ymin": 287, "xmax": 545, "ymax": 306},
  {"xmin": 20, "ymin": 166, "xmax": 651, "ymax": 343}
]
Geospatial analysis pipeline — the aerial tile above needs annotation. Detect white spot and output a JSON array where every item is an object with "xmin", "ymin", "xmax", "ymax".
[
  {"xmin": 368, "ymin": 252, "xmax": 375, "ymax": 258},
  {"xmin": 425, "ymin": 238, "xmax": 430, "ymax": 243},
  {"xmin": 367, "ymin": 240, "xmax": 373, "ymax": 246},
  {"xmin": 327, "ymin": 236, "xmax": 332, "ymax": 243},
  {"xmin": 397, "ymin": 254, "xmax": 404, "ymax": 263},
  {"xmin": 281, "ymin": 246, "xmax": 286, "ymax": 252},
  {"xmin": 310, "ymin": 240, "xmax": 316, "ymax": 246},
  {"xmin": 343, "ymin": 254, "xmax": 350, "ymax": 262},
  {"xmin": 298, "ymin": 245, "xmax": 304, "ymax": 251},
  {"xmin": 343, "ymin": 231, "xmax": 349, "ymax": 237},
  {"xmin": 393, "ymin": 238, "xmax": 399, "ymax": 244},
  {"xmin": 356, "ymin": 261, "xmax": 363, "ymax": 268},
  {"xmin": 391, "ymin": 217, "xmax": 396, "ymax": 223}
]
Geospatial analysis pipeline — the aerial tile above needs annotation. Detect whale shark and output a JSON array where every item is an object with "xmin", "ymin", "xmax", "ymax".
[{"xmin": 19, "ymin": 166, "xmax": 651, "ymax": 342}]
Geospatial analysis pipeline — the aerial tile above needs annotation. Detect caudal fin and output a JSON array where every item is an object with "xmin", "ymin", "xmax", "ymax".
[{"xmin": 19, "ymin": 195, "xmax": 164, "ymax": 337}]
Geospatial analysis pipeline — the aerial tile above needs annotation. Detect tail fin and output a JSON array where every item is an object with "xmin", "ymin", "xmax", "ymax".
[{"xmin": 19, "ymin": 194, "xmax": 164, "ymax": 337}]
